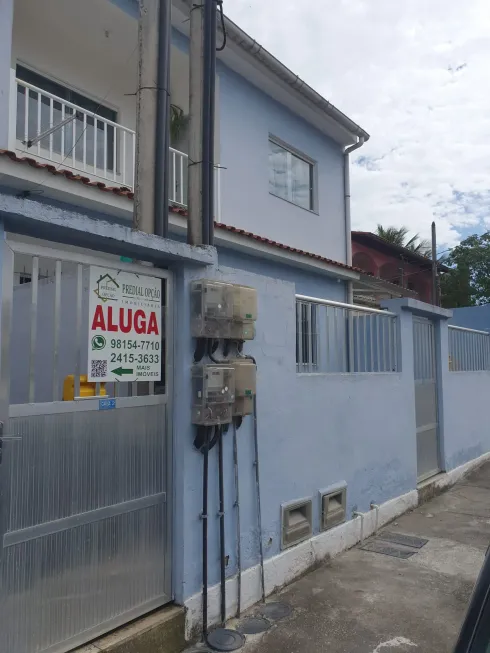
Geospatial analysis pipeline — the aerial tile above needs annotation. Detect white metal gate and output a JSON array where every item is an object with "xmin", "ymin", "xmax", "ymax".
[
  {"xmin": 0, "ymin": 237, "xmax": 173, "ymax": 653},
  {"xmin": 413, "ymin": 316, "xmax": 439, "ymax": 482}
]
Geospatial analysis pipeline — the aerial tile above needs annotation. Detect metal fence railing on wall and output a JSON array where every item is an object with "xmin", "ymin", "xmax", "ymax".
[
  {"xmin": 295, "ymin": 295, "xmax": 398, "ymax": 374},
  {"xmin": 448, "ymin": 325, "xmax": 490, "ymax": 372}
]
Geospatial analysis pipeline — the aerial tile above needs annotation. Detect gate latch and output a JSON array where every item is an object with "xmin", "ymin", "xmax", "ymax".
[{"xmin": 0, "ymin": 421, "xmax": 22, "ymax": 464}]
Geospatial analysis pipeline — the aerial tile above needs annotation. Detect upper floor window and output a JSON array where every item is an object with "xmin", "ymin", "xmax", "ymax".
[
  {"xmin": 16, "ymin": 65, "xmax": 117, "ymax": 171},
  {"xmin": 269, "ymin": 137, "xmax": 315, "ymax": 211}
]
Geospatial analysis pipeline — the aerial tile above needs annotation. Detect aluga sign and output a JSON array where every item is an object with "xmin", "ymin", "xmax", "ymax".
[{"xmin": 88, "ymin": 266, "xmax": 162, "ymax": 382}]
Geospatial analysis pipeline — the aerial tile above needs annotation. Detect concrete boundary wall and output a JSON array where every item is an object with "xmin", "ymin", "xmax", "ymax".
[
  {"xmin": 184, "ymin": 488, "xmax": 418, "ymax": 637},
  {"xmin": 176, "ymin": 266, "xmax": 417, "ymax": 630},
  {"xmin": 184, "ymin": 450, "xmax": 490, "ymax": 637}
]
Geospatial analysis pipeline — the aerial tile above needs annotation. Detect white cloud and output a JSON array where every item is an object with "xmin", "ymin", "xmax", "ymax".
[{"xmin": 225, "ymin": 0, "xmax": 490, "ymax": 249}]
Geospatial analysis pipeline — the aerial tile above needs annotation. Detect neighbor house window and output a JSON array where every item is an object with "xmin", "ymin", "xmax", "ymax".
[
  {"xmin": 296, "ymin": 301, "xmax": 318, "ymax": 371},
  {"xmin": 269, "ymin": 138, "xmax": 315, "ymax": 211},
  {"xmin": 16, "ymin": 65, "xmax": 117, "ymax": 170}
]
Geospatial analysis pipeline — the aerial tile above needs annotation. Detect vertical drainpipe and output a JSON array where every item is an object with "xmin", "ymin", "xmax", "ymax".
[
  {"xmin": 344, "ymin": 137, "xmax": 365, "ymax": 304},
  {"xmin": 344, "ymin": 136, "xmax": 364, "ymax": 373},
  {"xmin": 154, "ymin": 0, "xmax": 171, "ymax": 238},
  {"xmin": 201, "ymin": 0, "xmax": 217, "ymax": 246}
]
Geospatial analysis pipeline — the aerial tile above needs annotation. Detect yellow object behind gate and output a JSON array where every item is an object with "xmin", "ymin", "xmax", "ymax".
[{"xmin": 63, "ymin": 375, "xmax": 107, "ymax": 401}]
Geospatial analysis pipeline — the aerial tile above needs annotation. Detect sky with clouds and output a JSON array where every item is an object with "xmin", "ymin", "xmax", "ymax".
[{"xmin": 226, "ymin": 0, "xmax": 490, "ymax": 250}]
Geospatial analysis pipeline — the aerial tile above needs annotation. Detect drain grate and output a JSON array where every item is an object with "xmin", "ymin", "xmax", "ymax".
[
  {"xmin": 378, "ymin": 532, "xmax": 429, "ymax": 549},
  {"xmin": 360, "ymin": 540, "xmax": 417, "ymax": 559}
]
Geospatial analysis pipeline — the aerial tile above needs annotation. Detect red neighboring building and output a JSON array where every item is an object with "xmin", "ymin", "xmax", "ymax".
[{"xmin": 352, "ymin": 231, "xmax": 442, "ymax": 304}]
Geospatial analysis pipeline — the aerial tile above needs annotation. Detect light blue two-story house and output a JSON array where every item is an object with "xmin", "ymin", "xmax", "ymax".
[{"xmin": 3, "ymin": 2, "xmax": 485, "ymax": 653}]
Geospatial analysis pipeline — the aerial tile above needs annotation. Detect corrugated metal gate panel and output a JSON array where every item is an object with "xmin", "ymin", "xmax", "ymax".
[
  {"xmin": 0, "ymin": 238, "xmax": 172, "ymax": 653},
  {"xmin": 413, "ymin": 317, "xmax": 439, "ymax": 482}
]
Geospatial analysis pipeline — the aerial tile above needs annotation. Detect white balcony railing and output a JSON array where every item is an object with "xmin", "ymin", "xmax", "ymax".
[
  {"xmin": 13, "ymin": 78, "xmax": 203, "ymax": 213},
  {"xmin": 15, "ymin": 78, "xmax": 137, "ymax": 189}
]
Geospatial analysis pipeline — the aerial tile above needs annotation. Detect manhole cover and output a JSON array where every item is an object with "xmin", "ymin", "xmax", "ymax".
[
  {"xmin": 259, "ymin": 601, "xmax": 292, "ymax": 621},
  {"xmin": 378, "ymin": 532, "xmax": 429, "ymax": 549},
  {"xmin": 207, "ymin": 628, "xmax": 245, "ymax": 651},
  {"xmin": 360, "ymin": 540, "xmax": 416, "ymax": 559},
  {"xmin": 237, "ymin": 616, "xmax": 271, "ymax": 634}
]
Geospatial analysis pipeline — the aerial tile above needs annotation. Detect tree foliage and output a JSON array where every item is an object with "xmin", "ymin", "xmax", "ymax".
[
  {"xmin": 441, "ymin": 233, "xmax": 490, "ymax": 308},
  {"xmin": 376, "ymin": 225, "xmax": 431, "ymax": 256}
]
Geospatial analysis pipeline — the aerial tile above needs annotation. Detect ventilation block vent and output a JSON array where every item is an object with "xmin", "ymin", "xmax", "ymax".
[
  {"xmin": 281, "ymin": 498, "xmax": 313, "ymax": 549},
  {"xmin": 320, "ymin": 486, "xmax": 346, "ymax": 531}
]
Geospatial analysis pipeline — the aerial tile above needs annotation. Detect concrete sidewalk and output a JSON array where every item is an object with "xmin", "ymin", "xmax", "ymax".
[{"xmin": 239, "ymin": 463, "xmax": 490, "ymax": 653}]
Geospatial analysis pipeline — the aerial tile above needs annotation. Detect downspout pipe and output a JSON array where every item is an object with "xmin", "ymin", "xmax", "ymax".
[
  {"xmin": 154, "ymin": 0, "xmax": 171, "ymax": 238},
  {"xmin": 201, "ymin": 0, "xmax": 217, "ymax": 246},
  {"xmin": 344, "ymin": 137, "xmax": 366, "ymax": 303}
]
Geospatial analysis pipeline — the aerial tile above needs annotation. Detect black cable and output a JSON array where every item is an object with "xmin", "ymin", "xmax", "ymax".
[
  {"xmin": 202, "ymin": 425, "xmax": 210, "ymax": 641},
  {"xmin": 207, "ymin": 339, "xmax": 220, "ymax": 364},
  {"xmin": 218, "ymin": 425, "xmax": 226, "ymax": 625},
  {"xmin": 195, "ymin": 424, "xmax": 216, "ymax": 452},
  {"xmin": 216, "ymin": 0, "xmax": 227, "ymax": 51},
  {"xmin": 194, "ymin": 338, "xmax": 207, "ymax": 363},
  {"xmin": 208, "ymin": 425, "xmax": 221, "ymax": 450},
  {"xmin": 232, "ymin": 419, "xmax": 241, "ymax": 617}
]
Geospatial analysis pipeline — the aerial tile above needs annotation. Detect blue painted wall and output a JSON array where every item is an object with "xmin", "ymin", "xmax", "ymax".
[
  {"xmin": 217, "ymin": 246, "xmax": 347, "ymax": 301},
  {"xmin": 451, "ymin": 305, "xmax": 490, "ymax": 332},
  {"xmin": 443, "ymin": 371, "xmax": 490, "ymax": 470},
  {"xmin": 217, "ymin": 63, "xmax": 346, "ymax": 264},
  {"xmin": 172, "ymin": 259, "xmax": 417, "ymax": 603},
  {"xmin": 445, "ymin": 306, "xmax": 490, "ymax": 469}
]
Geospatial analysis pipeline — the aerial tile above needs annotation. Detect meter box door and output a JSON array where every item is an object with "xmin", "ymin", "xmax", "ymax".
[
  {"xmin": 230, "ymin": 359, "xmax": 256, "ymax": 416},
  {"xmin": 192, "ymin": 365, "xmax": 235, "ymax": 425},
  {"xmin": 231, "ymin": 285, "xmax": 257, "ymax": 340},
  {"xmin": 232, "ymin": 285, "xmax": 258, "ymax": 321}
]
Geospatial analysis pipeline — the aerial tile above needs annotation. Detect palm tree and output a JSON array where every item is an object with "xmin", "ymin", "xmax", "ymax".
[{"xmin": 376, "ymin": 225, "xmax": 431, "ymax": 257}]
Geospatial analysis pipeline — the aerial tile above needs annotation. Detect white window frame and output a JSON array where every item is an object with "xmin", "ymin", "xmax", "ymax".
[{"xmin": 269, "ymin": 135, "xmax": 317, "ymax": 212}]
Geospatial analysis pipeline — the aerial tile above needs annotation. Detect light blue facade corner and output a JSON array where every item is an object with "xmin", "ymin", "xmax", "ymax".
[{"xmin": 217, "ymin": 63, "xmax": 347, "ymax": 264}]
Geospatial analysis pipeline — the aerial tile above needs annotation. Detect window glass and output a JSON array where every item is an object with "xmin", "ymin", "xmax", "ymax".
[
  {"xmin": 269, "ymin": 139, "xmax": 314, "ymax": 210},
  {"xmin": 269, "ymin": 140, "xmax": 289, "ymax": 203}
]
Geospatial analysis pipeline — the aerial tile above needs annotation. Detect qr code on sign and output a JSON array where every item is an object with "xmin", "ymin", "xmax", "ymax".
[{"xmin": 91, "ymin": 360, "xmax": 107, "ymax": 378}]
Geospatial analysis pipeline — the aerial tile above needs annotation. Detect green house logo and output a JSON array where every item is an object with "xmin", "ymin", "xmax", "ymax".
[{"xmin": 94, "ymin": 273, "xmax": 120, "ymax": 303}]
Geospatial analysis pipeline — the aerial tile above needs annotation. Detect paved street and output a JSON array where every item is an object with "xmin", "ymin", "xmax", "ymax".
[{"xmin": 240, "ymin": 463, "xmax": 490, "ymax": 653}]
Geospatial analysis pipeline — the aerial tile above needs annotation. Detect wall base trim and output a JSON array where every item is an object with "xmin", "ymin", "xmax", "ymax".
[
  {"xmin": 183, "ymin": 488, "xmax": 418, "ymax": 639},
  {"xmin": 418, "ymin": 451, "xmax": 490, "ymax": 503}
]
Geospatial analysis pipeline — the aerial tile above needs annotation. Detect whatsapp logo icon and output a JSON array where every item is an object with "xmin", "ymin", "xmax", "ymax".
[{"xmin": 92, "ymin": 335, "xmax": 106, "ymax": 351}]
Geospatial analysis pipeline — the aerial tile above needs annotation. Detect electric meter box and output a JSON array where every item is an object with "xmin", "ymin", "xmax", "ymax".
[
  {"xmin": 230, "ymin": 359, "xmax": 256, "ymax": 416},
  {"xmin": 192, "ymin": 364, "xmax": 235, "ymax": 425},
  {"xmin": 191, "ymin": 280, "xmax": 234, "ymax": 338}
]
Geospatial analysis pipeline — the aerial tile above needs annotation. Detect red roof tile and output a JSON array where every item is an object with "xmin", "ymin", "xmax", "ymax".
[{"xmin": 0, "ymin": 149, "xmax": 362, "ymax": 274}]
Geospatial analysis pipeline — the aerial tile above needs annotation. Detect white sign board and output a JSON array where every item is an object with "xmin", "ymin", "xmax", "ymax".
[{"xmin": 88, "ymin": 266, "xmax": 162, "ymax": 382}]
